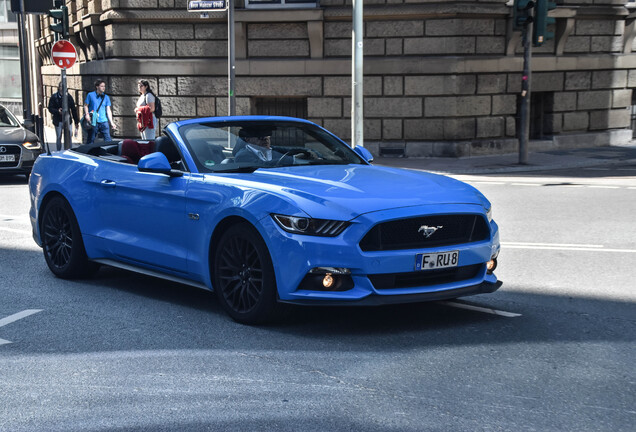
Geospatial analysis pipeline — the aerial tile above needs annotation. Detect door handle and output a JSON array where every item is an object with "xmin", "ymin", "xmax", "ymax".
[{"xmin": 100, "ymin": 179, "xmax": 116, "ymax": 187}]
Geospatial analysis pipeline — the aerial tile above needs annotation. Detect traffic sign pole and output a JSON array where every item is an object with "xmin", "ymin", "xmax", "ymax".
[
  {"xmin": 228, "ymin": 0, "xmax": 235, "ymax": 116},
  {"xmin": 61, "ymin": 68, "xmax": 70, "ymax": 150},
  {"xmin": 51, "ymin": 40, "xmax": 77, "ymax": 150}
]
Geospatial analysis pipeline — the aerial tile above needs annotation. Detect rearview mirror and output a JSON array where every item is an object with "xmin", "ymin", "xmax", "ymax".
[
  {"xmin": 353, "ymin": 146, "xmax": 374, "ymax": 163},
  {"xmin": 138, "ymin": 152, "xmax": 183, "ymax": 177}
]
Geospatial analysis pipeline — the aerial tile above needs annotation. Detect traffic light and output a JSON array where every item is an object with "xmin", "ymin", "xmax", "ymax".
[
  {"xmin": 533, "ymin": 0, "xmax": 557, "ymax": 46},
  {"xmin": 513, "ymin": 0, "xmax": 535, "ymax": 30},
  {"xmin": 48, "ymin": 4, "xmax": 69, "ymax": 40}
]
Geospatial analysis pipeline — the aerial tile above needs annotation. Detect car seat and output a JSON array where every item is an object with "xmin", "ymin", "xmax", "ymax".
[
  {"xmin": 121, "ymin": 139, "xmax": 156, "ymax": 164},
  {"xmin": 155, "ymin": 135, "xmax": 182, "ymax": 169}
]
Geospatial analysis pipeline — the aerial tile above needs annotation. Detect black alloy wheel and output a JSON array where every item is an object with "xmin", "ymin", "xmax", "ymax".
[
  {"xmin": 41, "ymin": 196, "xmax": 97, "ymax": 279},
  {"xmin": 214, "ymin": 223, "xmax": 280, "ymax": 324}
]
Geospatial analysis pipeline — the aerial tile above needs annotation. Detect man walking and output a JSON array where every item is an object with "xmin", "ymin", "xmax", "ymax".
[
  {"xmin": 47, "ymin": 82, "xmax": 80, "ymax": 151},
  {"xmin": 84, "ymin": 79, "xmax": 117, "ymax": 145}
]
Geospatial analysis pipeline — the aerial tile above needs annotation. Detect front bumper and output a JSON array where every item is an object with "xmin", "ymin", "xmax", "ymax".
[
  {"xmin": 0, "ymin": 143, "xmax": 40, "ymax": 175},
  {"xmin": 261, "ymin": 203, "xmax": 501, "ymax": 305},
  {"xmin": 279, "ymin": 280, "xmax": 503, "ymax": 306}
]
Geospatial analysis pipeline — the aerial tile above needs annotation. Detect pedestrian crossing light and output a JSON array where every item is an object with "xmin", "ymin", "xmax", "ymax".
[
  {"xmin": 48, "ymin": 5, "xmax": 69, "ymax": 40},
  {"xmin": 533, "ymin": 0, "xmax": 557, "ymax": 46},
  {"xmin": 513, "ymin": 0, "xmax": 535, "ymax": 30}
]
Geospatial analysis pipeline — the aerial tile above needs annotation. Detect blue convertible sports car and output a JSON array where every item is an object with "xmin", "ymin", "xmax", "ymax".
[{"xmin": 29, "ymin": 116, "xmax": 501, "ymax": 323}]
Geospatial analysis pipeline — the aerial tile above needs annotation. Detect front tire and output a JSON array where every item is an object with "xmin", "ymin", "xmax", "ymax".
[
  {"xmin": 41, "ymin": 196, "xmax": 98, "ymax": 279},
  {"xmin": 213, "ymin": 223, "xmax": 280, "ymax": 324}
]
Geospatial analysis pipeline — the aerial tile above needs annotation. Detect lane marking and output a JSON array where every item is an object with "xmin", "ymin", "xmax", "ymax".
[
  {"xmin": 466, "ymin": 181, "xmax": 636, "ymax": 189},
  {"xmin": 439, "ymin": 301, "xmax": 522, "ymax": 318},
  {"xmin": 503, "ymin": 241, "xmax": 603, "ymax": 248},
  {"xmin": 0, "ymin": 227, "xmax": 31, "ymax": 235},
  {"xmin": 0, "ymin": 309, "xmax": 43, "ymax": 346},
  {"xmin": 503, "ymin": 245, "xmax": 636, "ymax": 253},
  {"xmin": 0, "ymin": 309, "xmax": 43, "ymax": 328}
]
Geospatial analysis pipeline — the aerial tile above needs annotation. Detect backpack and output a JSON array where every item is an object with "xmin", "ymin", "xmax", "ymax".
[
  {"xmin": 146, "ymin": 93, "xmax": 163, "ymax": 118},
  {"xmin": 154, "ymin": 95, "xmax": 163, "ymax": 118}
]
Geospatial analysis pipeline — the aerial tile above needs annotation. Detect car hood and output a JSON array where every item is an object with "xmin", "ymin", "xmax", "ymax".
[
  {"xmin": 212, "ymin": 164, "xmax": 488, "ymax": 220},
  {"xmin": 0, "ymin": 126, "xmax": 37, "ymax": 144}
]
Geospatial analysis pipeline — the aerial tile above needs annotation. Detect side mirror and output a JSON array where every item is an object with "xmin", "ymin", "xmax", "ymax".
[
  {"xmin": 138, "ymin": 152, "xmax": 183, "ymax": 177},
  {"xmin": 353, "ymin": 146, "xmax": 374, "ymax": 163}
]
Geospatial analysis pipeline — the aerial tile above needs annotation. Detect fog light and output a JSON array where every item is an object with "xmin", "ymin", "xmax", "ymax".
[
  {"xmin": 487, "ymin": 258, "xmax": 498, "ymax": 274},
  {"xmin": 323, "ymin": 273, "xmax": 334, "ymax": 288}
]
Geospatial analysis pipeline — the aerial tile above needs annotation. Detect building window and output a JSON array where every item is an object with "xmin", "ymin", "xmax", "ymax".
[
  {"xmin": 0, "ymin": 44, "xmax": 20, "ymax": 99},
  {"xmin": 245, "ymin": 0, "xmax": 317, "ymax": 9},
  {"xmin": 0, "ymin": 0, "xmax": 17, "ymax": 23},
  {"xmin": 253, "ymin": 97, "xmax": 308, "ymax": 146},
  {"xmin": 253, "ymin": 97, "xmax": 308, "ymax": 118}
]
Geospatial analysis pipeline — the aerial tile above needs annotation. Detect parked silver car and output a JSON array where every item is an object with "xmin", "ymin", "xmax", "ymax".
[{"xmin": 0, "ymin": 104, "xmax": 43, "ymax": 180}]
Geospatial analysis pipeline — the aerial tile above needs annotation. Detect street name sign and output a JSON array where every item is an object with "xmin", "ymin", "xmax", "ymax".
[
  {"xmin": 51, "ymin": 40, "xmax": 77, "ymax": 69},
  {"xmin": 188, "ymin": 0, "xmax": 228, "ymax": 12}
]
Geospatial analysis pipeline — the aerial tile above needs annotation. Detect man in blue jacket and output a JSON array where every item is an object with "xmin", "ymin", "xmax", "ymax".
[{"xmin": 83, "ymin": 79, "xmax": 117, "ymax": 145}]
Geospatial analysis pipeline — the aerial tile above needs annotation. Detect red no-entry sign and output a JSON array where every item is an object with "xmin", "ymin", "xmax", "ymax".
[{"xmin": 51, "ymin": 40, "xmax": 77, "ymax": 69}]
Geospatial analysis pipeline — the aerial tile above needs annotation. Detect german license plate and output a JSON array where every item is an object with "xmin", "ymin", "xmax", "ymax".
[
  {"xmin": 415, "ymin": 250, "xmax": 459, "ymax": 271},
  {"xmin": 0, "ymin": 155, "xmax": 15, "ymax": 162}
]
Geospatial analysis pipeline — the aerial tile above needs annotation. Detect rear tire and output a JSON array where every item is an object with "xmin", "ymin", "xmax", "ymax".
[
  {"xmin": 41, "ymin": 196, "xmax": 98, "ymax": 279},
  {"xmin": 213, "ymin": 223, "xmax": 281, "ymax": 324}
]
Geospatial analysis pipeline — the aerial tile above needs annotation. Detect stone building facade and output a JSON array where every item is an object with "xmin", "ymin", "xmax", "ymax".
[{"xmin": 34, "ymin": 0, "xmax": 636, "ymax": 156}]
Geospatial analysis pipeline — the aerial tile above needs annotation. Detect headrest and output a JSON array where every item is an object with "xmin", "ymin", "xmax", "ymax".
[
  {"xmin": 155, "ymin": 135, "xmax": 180, "ymax": 163},
  {"xmin": 238, "ymin": 126, "xmax": 273, "ymax": 139}
]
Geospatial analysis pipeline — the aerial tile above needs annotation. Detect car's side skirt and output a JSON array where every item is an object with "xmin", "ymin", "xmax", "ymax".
[{"xmin": 93, "ymin": 259, "xmax": 210, "ymax": 291}]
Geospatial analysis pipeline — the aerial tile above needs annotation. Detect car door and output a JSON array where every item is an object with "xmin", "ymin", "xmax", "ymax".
[{"xmin": 90, "ymin": 160, "xmax": 189, "ymax": 276}]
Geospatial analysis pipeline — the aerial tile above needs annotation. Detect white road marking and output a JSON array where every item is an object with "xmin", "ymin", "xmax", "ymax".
[
  {"xmin": 468, "ymin": 181, "xmax": 506, "ymax": 185},
  {"xmin": 0, "ymin": 310, "xmax": 43, "ymax": 345},
  {"xmin": 503, "ymin": 241, "xmax": 603, "ymax": 248},
  {"xmin": 0, "ymin": 309, "xmax": 43, "ymax": 328},
  {"xmin": 439, "ymin": 301, "xmax": 522, "ymax": 318},
  {"xmin": 0, "ymin": 226, "xmax": 31, "ymax": 235},
  {"xmin": 588, "ymin": 185, "xmax": 621, "ymax": 189},
  {"xmin": 510, "ymin": 182, "xmax": 540, "ymax": 186},
  {"xmin": 503, "ymin": 244, "xmax": 636, "ymax": 253}
]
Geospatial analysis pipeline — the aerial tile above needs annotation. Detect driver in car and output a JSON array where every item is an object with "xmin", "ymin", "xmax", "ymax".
[{"xmin": 234, "ymin": 127, "xmax": 314, "ymax": 165}]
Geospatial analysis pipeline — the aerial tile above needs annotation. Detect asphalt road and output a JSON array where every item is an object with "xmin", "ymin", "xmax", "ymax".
[{"xmin": 0, "ymin": 164, "xmax": 634, "ymax": 432}]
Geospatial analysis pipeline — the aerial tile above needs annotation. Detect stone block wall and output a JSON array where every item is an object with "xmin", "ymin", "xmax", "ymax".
[{"xmin": 36, "ymin": 0, "xmax": 636, "ymax": 153}]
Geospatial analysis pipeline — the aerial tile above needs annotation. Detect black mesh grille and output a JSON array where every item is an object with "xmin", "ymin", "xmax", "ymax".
[
  {"xmin": 359, "ymin": 214, "xmax": 490, "ymax": 252},
  {"xmin": 0, "ymin": 145, "xmax": 21, "ymax": 168},
  {"xmin": 368, "ymin": 264, "xmax": 483, "ymax": 290}
]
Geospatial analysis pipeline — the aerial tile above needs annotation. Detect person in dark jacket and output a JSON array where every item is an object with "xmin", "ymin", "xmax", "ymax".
[{"xmin": 47, "ymin": 82, "xmax": 80, "ymax": 151}]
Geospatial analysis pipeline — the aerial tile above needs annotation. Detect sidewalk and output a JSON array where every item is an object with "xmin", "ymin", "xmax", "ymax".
[{"xmin": 373, "ymin": 145, "xmax": 636, "ymax": 175}]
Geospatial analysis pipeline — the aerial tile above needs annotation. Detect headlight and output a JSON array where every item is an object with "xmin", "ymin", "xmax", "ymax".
[
  {"xmin": 22, "ymin": 141, "xmax": 41, "ymax": 151},
  {"xmin": 272, "ymin": 214, "xmax": 350, "ymax": 237},
  {"xmin": 486, "ymin": 206, "xmax": 493, "ymax": 222}
]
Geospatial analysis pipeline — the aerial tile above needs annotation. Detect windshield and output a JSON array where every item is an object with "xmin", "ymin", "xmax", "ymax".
[
  {"xmin": 0, "ymin": 106, "xmax": 20, "ymax": 127},
  {"xmin": 178, "ymin": 121, "xmax": 366, "ymax": 173}
]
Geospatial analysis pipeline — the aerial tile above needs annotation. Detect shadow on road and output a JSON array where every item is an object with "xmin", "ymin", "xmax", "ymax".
[
  {"xmin": 0, "ymin": 174, "xmax": 29, "ymax": 186},
  {"xmin": 2, "ymin": 245, "xmax": 634, "ymax": 355}
]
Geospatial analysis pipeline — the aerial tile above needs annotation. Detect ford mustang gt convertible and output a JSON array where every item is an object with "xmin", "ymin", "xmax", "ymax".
[{"xmin": 29, "ymin": 116, "xmax": 501, "ymax": 323}]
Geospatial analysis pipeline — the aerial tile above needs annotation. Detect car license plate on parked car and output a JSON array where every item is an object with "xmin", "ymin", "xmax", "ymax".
[
  {"xmin": 0, "ymin": 155, "xmax": 15, "ymax": 162},
  {"xmin": 415, "ymin": 250, "xmax": 459, "ymax": 271}
]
